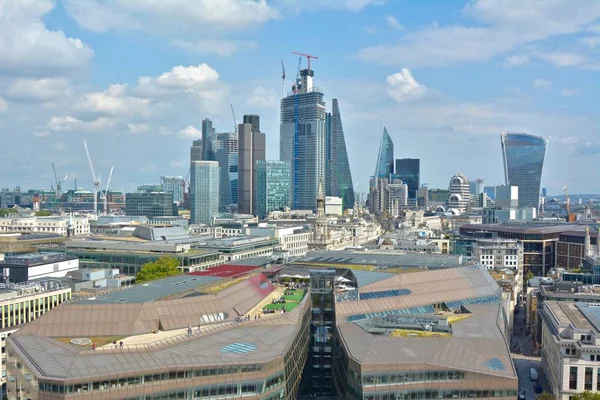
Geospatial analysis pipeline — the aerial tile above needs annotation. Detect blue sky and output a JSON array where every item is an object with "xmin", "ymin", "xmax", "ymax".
[{"xmin": 1, "ymin": 0, "xmax": 600, "ymax": 196}]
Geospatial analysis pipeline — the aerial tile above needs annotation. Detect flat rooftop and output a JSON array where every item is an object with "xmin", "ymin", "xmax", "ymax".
[
  {"xmin": 295, "ymin": 250, "xmax": 465, "ymax": 269},
  {"xmin": 461, "ymin": 223, "xmax": 583, "ymax": 235}
]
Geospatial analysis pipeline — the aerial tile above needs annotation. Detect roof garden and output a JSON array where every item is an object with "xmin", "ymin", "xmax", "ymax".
[
  {"xmin": 262, "ymin": 289, "xmax": 307, "ymax": 313},
  {"xmin": 355, "ymin": 311, "xmax": 473, "ymax": 338}
]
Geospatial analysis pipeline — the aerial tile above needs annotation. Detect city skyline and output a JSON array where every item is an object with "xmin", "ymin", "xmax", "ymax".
[{"xmin": 1, "ymin": 1, "xmax": 600, "ymax": 195}]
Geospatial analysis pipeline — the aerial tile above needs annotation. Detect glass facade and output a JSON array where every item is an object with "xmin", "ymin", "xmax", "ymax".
[
  {"xmin": 395, "ymin": 158, "xmax": 420, "ymax": 200},
  {"xmin": 125, "ymin": 192, "xmax": 176, "ymax": 218},
  {"xmin": 190, "ymin": 161, "xmax": 219, "ymax": 225},
  {"xmin": 501, "ymin": 132, "xmax": 548, "ymax": 209},
  {"xmin": 256, "ymin": 161, "xmax": 291, "ymax": 219},
  {"xmin": 325, "ymin": 99, "xmax": 355, "ymax": 210},
  {"xmin": 160, "ymin": 176, "xmax": 184, "ymax": 204},
  {"xmin": 215, "ymin": 132, "xmax": 238, "ymax": 211},
  {"xmin": 201, "ymin": 118, "xmax": 216, "ymax": 161},
  {"xmin": 374, "ymin": 127, "xmax": 394, "ymax": 179}
]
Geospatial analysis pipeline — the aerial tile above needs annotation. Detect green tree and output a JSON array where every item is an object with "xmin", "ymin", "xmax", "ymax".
[
  {"xmin": 34, "ymin": 210, "xmax": 53, "ymax": 217},
  {"xmin": 0, "ymin": 208, "xmax": 17, "ymax": 217},
  {"xmin": 526, "ymin": 270, "xmax": 534, "ymax": 283},
  {"xmin": 573, "ymin": 392, "xmax": 600, "ymax": 400},
  {"xmin": 135, "ymin": 257, "xmax": 181, "ymax": 283},
  {"xmin": 536, "ymin": 392, "xmax": 555, "ymax": 400}
]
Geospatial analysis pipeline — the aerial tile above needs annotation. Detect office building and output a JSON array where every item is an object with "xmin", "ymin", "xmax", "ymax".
[
  {"xmin": 256, "ymin": 160, "xmax": 290, "ymax": 219},
  {"xmin": 190, "ymin": 161, "xmax": 219, "ymax": 225},
  {"xmin": 325, "ymin": 99, "xmax": 355, "ymax": 210},
  {"xmin": 495, "ymin": 185, "xmax": 519, "ymax": 208},
  {"xmin": 160, "ymin": 176, "xmax": 185, "ymax": 204},
  {"xmin": 214, "ymin": 132, "xmax": 238, "ymax": 210},
  {"xmin": 542, "ymin": 188, "xmax": 548, "ymax": 198},
  {"xmin": 137, "ymin": 184, "xmax": 163, "ymax": 193},
  {"xmin": 386, "ymin": 179, "xmax": 409, "ymax": 217},
  {"xmin": 238, "ymin": 121, "xmax": 266, "ymax": 215},
  {"xmin": 280, "ymin": 68, "xmax": 327, "ymax": 210},
  {"xmin": 0, "ymin": 188, "xmax": 34, "ymax": 209},
  {"xmin": 0, "ymin": 252, "xmax": 79, "ymax": 282},
  {"xmin": 417, "ymin": 185, "xmax": 429, "ymax": 208},
  {"xmin": 501, "ymin": 132, "xmax": 548, "ymax": 209},
  {"xmin": 395, "ymin": 158, "xmax": 420, "ymax": 200},
  {"xmin": 374, "ymin": 126, "xmax": 394, "ymax": 179},
  {"xmin": 484, "ymin": 186, "xmax": 497, "ymax": 201},
  {"xmin": 448, "ymin": 173, "xmax": 471, "ymax": 213},
  {"xmin": 469, "ymin": 178, "xmax": 484, "ymax": 196},
  {"xmin": 125, "ymin": 192, "xmax": 176, "ymax": 218},
  {"xmin": 190, "ymin": 139, "xmax": 202, "ymax": 162},
  {"xmin": 201, "ymin": 118, "xmax": 216, "ymax": 161}
]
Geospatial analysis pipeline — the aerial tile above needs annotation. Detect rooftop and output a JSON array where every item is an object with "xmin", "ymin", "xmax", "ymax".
[
  {"xmin": 0, "ymin": 252, "xmax": 76, "ymax": 266},
  {"xmin": 461, "ymin": 223, "xmax": 583, "ymax": 236}
]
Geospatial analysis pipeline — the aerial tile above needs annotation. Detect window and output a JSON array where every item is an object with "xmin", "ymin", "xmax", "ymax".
[
  {"xmin": 570, "ymin": 366, "xmax": 578, "ymax": 390},
  {"xmin": 585, "ymin": 367, "xmax": 593, "ymax": 391}
]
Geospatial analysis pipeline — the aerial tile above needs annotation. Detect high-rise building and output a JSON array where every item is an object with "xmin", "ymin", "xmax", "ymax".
[
  {"xmin": 243, "ymin": 114, "xmax": 260, "ymax": 134},
  {"xmin": 238, "ymin": 120, "xmax": 266, "ymax": 215},
  {"xmin": 215, "ymin": 132, "xmax": 238, "ymax": 210},
  {"xmin": 280, "ymin": 68, "xmax": 327, "ymax": 210},
  {"xmin": 469, "ymin": 178, "xmax": 484, "ymax": 196},
  {"xmin": 501, "ymin": 132, "xmax": 548, "ymax": 209},
  {"xmin": 417, "ymin": 185, "xmax": 429, "ymax": 208},
  {"xmin": 542, "ymin": 188, "xmax": 547, "ymax": 197},
  {"xmin": 190, "ymin": 161, "xmax": 219, "ymax": 225},
  {"xmin": 374, "ymin": 126, "xmax": 394, "ymax": 179},
  {"xmin": 256, "ymin": 160, "xmax": 291, "ymax": 219},
  {"xmin": 325, "ymin": 99, "xmax": 354, "ymax": 210},
  {"xmin": 125, "ymin": 192, "xmax": 176, "ymax": 217},
  {"xmin": 448, "ymin": 173, "xmax": 471, "ymax": 213},
  {"xmin": 190, "ymin": 139, "xmax": 202, "ymax": 162},
  {"xmin": 395, "ymin": 158, "xmax": 420, "ymax": 200},
  {"xmin": 201, "ymin": 118, "xmax": 216, "ymax": 161},
  {"xmin": 484, "ymin": 186, "xmax": 497, "ymax": 201},
  {"xmin": 495, "ymin": 185, "xmax": 519, "ymax": 208},
  {"xmin": 160, "ymin": 176, "xmax": 184, "ymax": 204}
]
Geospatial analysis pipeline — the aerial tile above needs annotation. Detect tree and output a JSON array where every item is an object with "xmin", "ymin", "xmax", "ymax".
[
  {"xmin": 135, "ymin": 257, "xmax": 181, "ymax": 283},
  {"xmin": 0, "ymin": 208, "xmax": 17, "ymax": 217},
  {"xmin": 573, "ymin": 392, "xmax": 600, "ymax": 400},
  {"xmin": 34, "ymin": 210, "xmax": 53, "ymax": 217},
  {"xmin": 537, "ymin": 392, "xmax": 555, "ymax": 400},
  {"xmin": 526, "ymin": 270, "xmax": 534, "ymax": 283}
]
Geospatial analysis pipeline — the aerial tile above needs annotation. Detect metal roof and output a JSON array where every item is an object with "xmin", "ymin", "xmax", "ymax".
[
  {"xmin": 296, "ymin": 250, "xmax": 465, "ymax": 269},
  {"xmin": 73, "ymin": 275, "xmax": 223, "ymax": 304}
]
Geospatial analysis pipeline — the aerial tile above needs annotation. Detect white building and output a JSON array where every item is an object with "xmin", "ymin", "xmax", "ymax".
[
  {"xmin": 325, "ymin": 197, "xmax": 343, "ymax": 216},
  {"xmin": 386, "ymin": 182, "xmax": 408, "ymax": 217},
  {"xmin": 448, "ymin": 173, "xmax": 471, "ymax": 213},
  {"xmin": 495, "ymin": 185, "xmax": 519, "ymax": 208},
  {"xmin": 541, "ymin": 301, "xmax": 600, "ymax": 400},
  {"xmin": 244, "ymin": 224, "xmax": 310, "ymax": 257},
  {"xmin": 0, "ymin": 252, "xmax": 80, "ymax": 282},
  {"xmin": 0, "ymin": 216, "xmax": 90, "ymax": 236}
]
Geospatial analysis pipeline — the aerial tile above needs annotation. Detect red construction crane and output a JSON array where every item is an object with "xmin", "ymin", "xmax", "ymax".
[{"xmin": 292, "ymin": 52, "xmax": 319, "ymax": 73}]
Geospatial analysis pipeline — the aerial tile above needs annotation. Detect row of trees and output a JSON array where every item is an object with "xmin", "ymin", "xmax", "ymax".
[{"xmin": 135, "ymin": 257, "xmax": 181, "ymax": 283}]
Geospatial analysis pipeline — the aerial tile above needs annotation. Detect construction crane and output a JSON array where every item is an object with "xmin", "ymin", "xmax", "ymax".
[
  {"xmin": 280, "ymin": 59, "xmax": 286, "ymax": 98},
  {"xmin": 563, "ymin": 186, "xmax": 576, "ymax": 222},
  {"xmin": 292, "ymin": 52, "xmax": 319, "ymax": 74},
  {"xmin": 230, "ymin": 104, "xmax": 238, "ymax": 133},
  {"xmin": 83, "ymin": 141, "xmax": 101, "ymax": 214},
  {"xmin": 100, "ymin": 166, "xmax": 114, "ymax": 214},
  {"xmin": 51, "ymin": 163, "xmax": 69, "ymax": 198}
]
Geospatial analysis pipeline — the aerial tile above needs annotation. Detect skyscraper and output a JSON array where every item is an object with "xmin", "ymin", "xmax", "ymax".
[
  {"xmin": 256, "ymin": 160, "xmax": 290, "ymax": 219},
  {"xmin": 160, "ymin": 176, "xmax": 184, "ymax": 204},
  {"xmin": 501, "ymin": 132, "xmax": 548, "ymax": 209},
  {"xmin": 243, "ymin": 114, "xmax": 260, "ymax": 134},
  {"xmin": 190, "ymin": 161, "xmax": 219, "ymax": 225},
  {"xmin": 280, "ymin": 68, "xmax": 326, "ymax": 210},
  {"xmin": 238, "ymin": 121, "xmax": 266, "ymax": 215},
  {"xmin": 374, "ymin": 126, "xmax": 394, "ymax": 179},
  {"xmin": 190, "ymin": 139, "xmax": 202, "ymax": 162},
  {"xmin": 215, "ymin": 132, "xmax": 238, "ymax": 210},
  {"xmin": 448, "ymin": 173, "xmax": 471, "ymax": 213},
  {"xmin": 201, "ymin": 118, "xmax": 216, "ymax": 161},
  {"xmin": 325, "ymin": 99, "xmax": 354, "ymax": 210},
  {"xmin": 395, "ymin": 158, "xmax": 420, "ymax": 201}
]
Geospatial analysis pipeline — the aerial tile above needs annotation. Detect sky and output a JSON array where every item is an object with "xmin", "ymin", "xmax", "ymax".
[{"xmin": 1, "ymin": 0, "xmax": 600, "ymax": 196}]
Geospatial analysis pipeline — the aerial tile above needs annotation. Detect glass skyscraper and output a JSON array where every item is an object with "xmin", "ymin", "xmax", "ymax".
[
  {"xmin": 395, "ymin": 158, "xmax": 420, "ymax": 201},
  {"xmin": 501, "ymin": 132, "xmax": 548, "ymax": 209},
  {"xmin": 201, "ymin": 118, "xmax": 216, "ymax": 161},
  {"xmin": 215, "ymin": 132, "xmax": 238, "ymax": 211},
  {"xmin": 374, "ymin": 126, "xmax": 394, "ymax": 179},
  {"xmin": 280, "ymin": 69, "xmax": 327, "ymax": 210},
  {"xmin": 256, "ymin": 160, "xmax": 290, "ymax": 219},
  {"xmin": 190, "ymin": 161, "xmax": 219, "ymax": 225},
  {"xmin": 325, "ymin": 99, "xmax": 355, "ymax": 210}
]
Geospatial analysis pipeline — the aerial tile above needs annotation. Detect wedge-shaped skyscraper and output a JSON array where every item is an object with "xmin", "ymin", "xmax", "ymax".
[
  {"xmin": 374, "ymin": 126, "xmax": 394, "ymax": 179},
  {"xmin": 326, "ymin": 99, "xmax": 354, "ymax": 209},
  {"xmin": 501, "ymin": 132, "xmax": 548, "ymax": 209}
]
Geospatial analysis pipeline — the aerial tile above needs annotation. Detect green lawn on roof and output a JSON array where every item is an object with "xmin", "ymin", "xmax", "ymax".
[{"xmin": 263, "ymin": 290, "xmax": 306, "ymax": 312}]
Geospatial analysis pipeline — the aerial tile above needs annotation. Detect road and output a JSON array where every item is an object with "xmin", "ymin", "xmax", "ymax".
[{"xmin": 511, "ymin": 303, "xmax": 552, "ymax": 399}]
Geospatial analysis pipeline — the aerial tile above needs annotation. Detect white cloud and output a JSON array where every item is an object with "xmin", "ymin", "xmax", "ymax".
[
  {"xmin": 537, "ymin": 51, "xmax": 588, "ymax": 67},
  {"xmin": 247, "ymin": 86, "xmax": 278, "ymax": 108},
  {"xmin": 63, "ymin": 0, "xmax": 280, "ymax": 34},
  {"xmin": 33, "ymin": 130, "xmax": 51, "ymax": 138},
  {"xmin": 385, "ymin": 15, "xmax": 403, "ymax": 30},
  {"xmin": 277, "ymin": 0, "xmax": 383, "ymax": 12},
  {"xmin": 386, "ymin": 68, "xmax": 426, "ymax": 101},
  {"xmin": 501, "ymin": 55, "xmax": 530, "ymax": 68},
  {"xmin": 172, "ymin": 39, "xmax": 257, "ymax": 57},
  {"xmin": 0, "ymin": 0, "xmax": 93, "ymax": 77},
  {"xmin": 0, "ymin": 98, "xmax": 8, "ymax": 113},
  {"xmin": 45, "ymin": 115, "xmax": 115, "ymax": 132},
  {"xmin": 6, "ymin": 78, "xmax": 71, "ymax": 102},
  {"xmin": 532, "ymin": 78, "xmax": 551, "ymax": 90},
  {"xmin": 561, "ymin": 89, "xmax": 579, "ymax": 96},
  {"xmin": 579, "ymin": 36, "xmax": 600, "ymax": 48},
  {"xmin": 75, "ymin": 84, "xmax": 153, "ymax": 118},
  {"xmin": 127, "ymin": 123, "xmax": 151, "ymax": 134},
  {"xmin": 178, "ymin": 126, "xmax": 201, "ymax": 139},
  {"xmin": 355, "ymin": 0, "xmax": 600, "ymax": 68}
]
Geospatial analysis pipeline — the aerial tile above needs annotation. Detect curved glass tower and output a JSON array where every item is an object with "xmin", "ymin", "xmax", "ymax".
[
  {"xmin": 374, "ymin": 126, "xmax": 394, "ymax": 179},
  {"xmin": 501, "ymin": 132, "xmax": 548, "ymax": 209}
]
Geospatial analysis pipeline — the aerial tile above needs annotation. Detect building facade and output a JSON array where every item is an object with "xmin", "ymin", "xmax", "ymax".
[
  {"xmin": 201, "ymin": 118, "xmax": 216, "ymax": 161},
  {"xmin": 280, "ymin": 69, "xmax": 327, "ymax": 210},
  {"xmin": 325, "ymin": 99, "xmax": 355, "ymax": 210},
  {"xmin": 501, "ymin": 132, "xmax": 548, "ymax": 209},
  {"xmin": 214, "ymin": 132, "xmax": 238, "ymax": 211},
  {"xmin": 125, "ymin": 192, "xmax": 175, "ymax": 218},
  {"xmin": 448, "ymin": 173, "xmax": 471, "ymax": 213},
  {"xmin": 160, "ymin": 176, "xmax": 185, "ymax": 204},
  {"xmin": 374, "ymin": 127, "xmax": 394, "ymax": 179},
  {"xmin": 190, "ymin": 161, "xmax": 219, "ymax": 225},
  {"xmin": 238, "ymin": 121, "xmax": 266, "ymax": 215},
  {"xmin": 0, "ymin": 216, "xmax": 90, "ymax": 236},
  {"xmin": 190, "ymin": 139, "xmax": 202, "ymax": 162},
  {"xmin": 256, "ymin": 161, "xmax": 291, "ymax": 220},
  {"xmin": 395, "ymin": 158, "xmax": 420, "ymax": 202}
]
